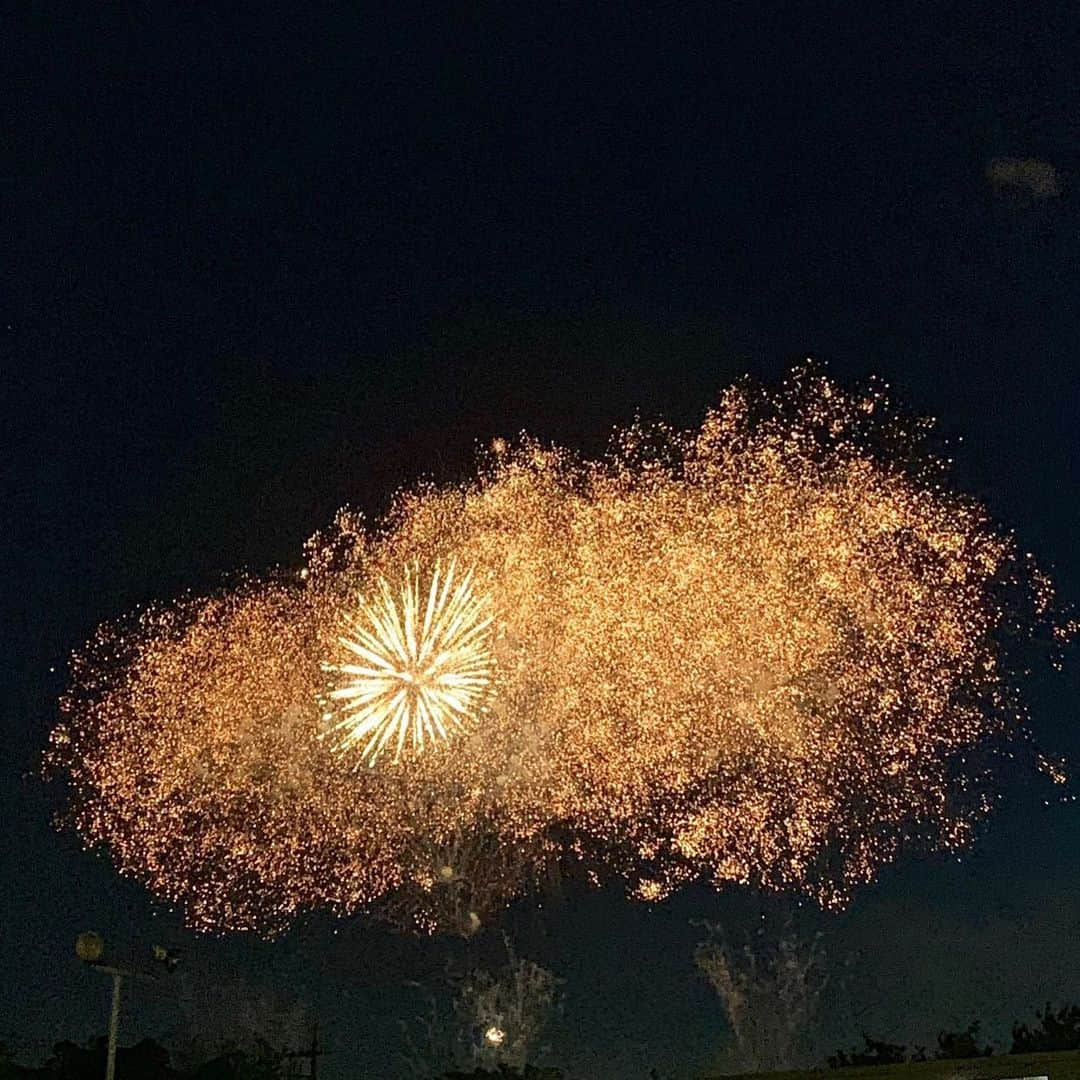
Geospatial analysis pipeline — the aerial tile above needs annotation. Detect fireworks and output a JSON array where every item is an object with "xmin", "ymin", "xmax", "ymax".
[
  {"xmin": 321, "ymin": 560, "xmax": 495, "ymax": 765},
  {"xmin": 45, "ymin": 367, "xmax": 1068, "ymax": 934}
]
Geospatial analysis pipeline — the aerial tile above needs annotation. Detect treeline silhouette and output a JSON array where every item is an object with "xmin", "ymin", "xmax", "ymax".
[
  {"xmin": 829, "ymin": 1004, "xmax": 1080, "ymax": 1067},
  {"xmin": 0, "ymin": 1037, "xmax": 564, "ymax": 1080},
  {"xmin": 6, "ymin": 1004, "xmax": 1080, "ymax": 1078},
  {"xmin": 0, "ymin": 1036, "xmax": 283, "ymax": 1079}
]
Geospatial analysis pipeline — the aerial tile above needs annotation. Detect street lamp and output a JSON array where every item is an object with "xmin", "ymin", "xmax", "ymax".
[
  {"xmin": 76, "ymin": 933, "xmax": 180, "ymax": 1080},
  {"xmin": 76, "ymin": 933, "xmax": 128, "ymax": 1080}
]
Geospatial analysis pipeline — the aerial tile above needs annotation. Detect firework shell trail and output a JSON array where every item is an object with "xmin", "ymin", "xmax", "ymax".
[{"xmin": 45, "ymin": 366, "xmax": 1068, "ymax": 934}]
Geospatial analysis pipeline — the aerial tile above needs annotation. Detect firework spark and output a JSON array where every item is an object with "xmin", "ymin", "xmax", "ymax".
[
  {"xmin": 322, "ymin": 560, "xmax": 495, "ymax": 765},
  {"xmin": 44, "ymin": 366, "xmax": 1069, "ymax": 935}
]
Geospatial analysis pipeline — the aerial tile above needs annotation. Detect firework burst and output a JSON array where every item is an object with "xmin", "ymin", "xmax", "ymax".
[
  {"xmin": 45, "ymin": 366, "xmax": 1070, "ymax": 935},
  {"xmin": 321, "ymin": 560, "xmax": 495, "ymax": 765}
]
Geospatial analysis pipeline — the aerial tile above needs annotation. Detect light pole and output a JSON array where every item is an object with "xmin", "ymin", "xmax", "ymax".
[
  {"xmin": 76, "ymin": 932, "xmax": 129, "ymax": 1080},
  {"xmin": 102, "ymin": 965, "xmax": 124, "ymax": 1080},
  {"xmin": 75, "ymin": 932, "xmax": 179, "ymax": 1080}
]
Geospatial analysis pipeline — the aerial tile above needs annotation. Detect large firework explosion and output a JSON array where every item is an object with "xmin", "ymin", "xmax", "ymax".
[{"xmin": 46, "ymin": 367, "xmax": 1067, "ymax": 934}]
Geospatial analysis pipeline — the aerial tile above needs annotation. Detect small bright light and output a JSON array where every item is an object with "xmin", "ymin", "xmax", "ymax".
[{"xmin": 484, "ymin": 1025, "xmax": 505, "ymax": 1047}]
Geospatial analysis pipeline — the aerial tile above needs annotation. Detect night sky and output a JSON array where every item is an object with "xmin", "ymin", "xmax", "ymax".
[{"xmin": 5, "ymin": 5, "xmax": 1080, "ymax": 1077}]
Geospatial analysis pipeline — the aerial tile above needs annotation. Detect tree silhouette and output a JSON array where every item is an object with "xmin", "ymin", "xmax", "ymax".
[
  {"xmin": 439, "ymin": 1068, "xmax": 562, "ymax": 1080},
  {"xmin": 18, "ymin": 1037, "xmax": 181, "ymax": 1080},
  {"xmin": 936, "ymin": 1021, "xmax": 992, "ymax": 1059},
  {"xmin": 1011, "ymin": 1004, "xmax": 1080, "ymax": 1053},
  {"xmin": 828, "ymin": 1035, "xmax": 921, "ymax": 1068},
  {"xmin": 0, "ymin": 1036, "xmax": 290, "ymax": 1080}
]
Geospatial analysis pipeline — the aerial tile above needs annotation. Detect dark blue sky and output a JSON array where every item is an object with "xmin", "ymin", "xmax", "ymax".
[{"xmin": 5, "ymin": 5, "xmax": 1080, "ymax": 1077}]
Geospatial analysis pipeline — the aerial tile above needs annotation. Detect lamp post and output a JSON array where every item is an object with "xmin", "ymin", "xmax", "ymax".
[
  {"xmin": 102, "ymin": 966, "xmax": 124, "ymax": 1080},
  {"xmin": 75, "ymin": 933, "xmax": 127, "ymax": 1080},
  {"xmin": 75, "ymin": 932, "xmax": 179, "ymax": 1080}
]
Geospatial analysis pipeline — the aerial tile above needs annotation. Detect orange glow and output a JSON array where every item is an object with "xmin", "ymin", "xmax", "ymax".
[{"xmin": 46, "ymin": 366, "xmax": 1065, "ymax": 934}]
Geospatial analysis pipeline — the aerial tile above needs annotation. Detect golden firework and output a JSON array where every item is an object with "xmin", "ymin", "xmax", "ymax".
[
  {"xmin": 45, "ymin": 366, "xmax": 1070, "ymax": 935},
  {"xmin": 322, "ymin": 560, "xmax": 495, "ymax": 765}
]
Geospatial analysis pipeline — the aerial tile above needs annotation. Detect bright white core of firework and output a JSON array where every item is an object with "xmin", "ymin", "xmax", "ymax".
[{"xmin": 322, "ymin": 560, "xmax": 494, "ymax": 766}]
